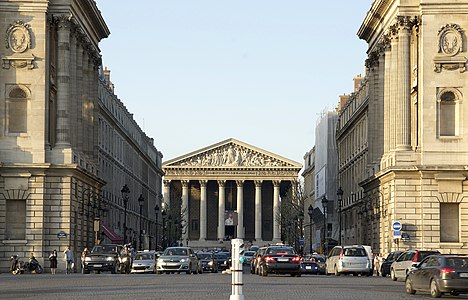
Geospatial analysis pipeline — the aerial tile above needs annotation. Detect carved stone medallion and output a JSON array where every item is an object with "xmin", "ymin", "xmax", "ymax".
[{"xmin": 6, "ymin": 21, "xmax": 31, "ymax": 53}]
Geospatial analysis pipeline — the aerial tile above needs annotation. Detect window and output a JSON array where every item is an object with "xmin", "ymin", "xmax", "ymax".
[
  {"xmin": 7, "ymin": 87, "xmax": 28, "ymax": 134},
  {"xmin": 5, "ymin": 199, "xmax": 26, "ymax": 240},
  {"xmin": 438, "ymin": 89, "xmax": 461, "ymax": 137},
  {"xmin": 440, "ymin": 203, "xmax": 459, "ymax": 242}
]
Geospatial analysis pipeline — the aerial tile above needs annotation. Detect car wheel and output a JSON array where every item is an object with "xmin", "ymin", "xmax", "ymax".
[
  {"xmin": 390, "ymin": 269, "xmax": 397, "ymax": 281},
  {"xmin": 186, "ymin": 265, "xmax": 192, "ymax": 275},
  {"xmin": 334, "ymin": 266, "xmax": 340, "ymax": 276},
  {"xmin": 381, "ymin": 271, "xmax": 386, "ymax": 277},
  {"xmin": 111, "ymin": 263, "xmax": 118, "ymax": 274},
  {"xmin": 157, "ymin": 271, "xmax": 162, "ymax": 275},
  {"xmin": 405, "ymin": 278, "xmax": 416, "ymax": 295},
  {"xmin": 430, "ymin": 280, "xmax": 442, "ymax": 298},
  {"xmin": 94, "ymin": 270, "xmax": 100, "ymax": 274},
  {"xmin": 260, "ymin": 265, "xmax": 267, "ymax": 277}
]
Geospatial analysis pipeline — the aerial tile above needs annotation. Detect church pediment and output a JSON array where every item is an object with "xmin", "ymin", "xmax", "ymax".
[{"xmin": 163, "ymin": 138, "xmax": 301, "ymax": 169}]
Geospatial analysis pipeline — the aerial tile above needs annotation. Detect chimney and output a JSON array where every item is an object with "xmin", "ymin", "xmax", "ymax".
[{"xmin": 353, "ymin": 74, "xmax": 364, "ymax": 92}]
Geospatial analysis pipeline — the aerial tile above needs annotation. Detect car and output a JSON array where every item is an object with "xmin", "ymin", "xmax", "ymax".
[
  {"xmin": 131, "ymin": 251, "xmax": 157, "ymax": 274},
  {"xmin": 380, "ymin": 251, "xmax": 403, "ymax": 277},
  {"xmin": 325, "ymin": 245, "xmax": 372, "ymax": 276},
  {"xmin": 241, "ymin": 250, "xmax": 255, "ymax": 265},
  {"xmin": 156, "ymin": 247, "xmax": 200, "ymax": 274},
  {"xmin": 249, "ymin": 245, "xmax": 259, "ymax": 252},
  {"xmin": 214, "ymin": 252, "xmax": 230, "ymax": 271},
  {"xmin": 83, "ymin": 244, "xmax": 122, "ymax": 274},
  {"xmin": 197, "ymin": 252, "xmax": 218, "ymax": 273},
  {"xmin": 405, "ymin": 255, "xmax": 468, "ymax": 298},
  {"xmin": 250, "ymin": 247, "xmax": 267, "ymax": 274},
  {"xmin": 361, "ymin": 245, "xmax": 374, "ymax": 273},
  {"xmin": 301, "ymin": 254, "xmax": 326, "ymax": 275},
  {"xmin": 257, "ymin": 245, "xmax": 302, "ymax": 277},
  {"xmin": 390, "ymin": 249, "xmax": 441, "ymax": 281}
]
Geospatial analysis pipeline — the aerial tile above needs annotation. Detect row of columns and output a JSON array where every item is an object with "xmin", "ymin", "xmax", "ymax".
[{"xmin": 163, "ymin": 179, "xmax": 282, "ymax": 242}]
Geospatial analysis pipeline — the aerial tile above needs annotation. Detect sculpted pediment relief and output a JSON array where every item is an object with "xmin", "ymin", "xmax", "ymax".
[{"xmin": 164, "ymin": 139, "xmax": 301, "ymax": 169}]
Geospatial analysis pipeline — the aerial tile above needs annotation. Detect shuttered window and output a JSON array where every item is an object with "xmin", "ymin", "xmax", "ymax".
[{"xmin": 440, "ymin": 203, "xmax": 459, "ymax": 242}]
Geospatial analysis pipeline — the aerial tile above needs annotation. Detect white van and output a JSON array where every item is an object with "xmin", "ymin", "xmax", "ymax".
[{"xmin": 325, "ymin": 245, "xmax": 372, "ymax": 276}]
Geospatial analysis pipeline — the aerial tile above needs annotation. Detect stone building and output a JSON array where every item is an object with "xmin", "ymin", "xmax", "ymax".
[
  {"xmin": 0, "ymin": 0, "xmax": 163, "ymax": 272},
  {"xmin": 337, "ymin": 0, "xmax": 468, "ymax": 255},
  {"xmin": 302, "ymin": 147, "xmax": 316, "ymax": 253},
  {"xmin": 162, "ymin": 139, "xmax": 302, "ymax": 248}
]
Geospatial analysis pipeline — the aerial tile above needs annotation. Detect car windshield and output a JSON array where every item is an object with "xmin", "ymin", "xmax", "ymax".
[
  {"xmin": 267, "ymin": 248, "xmax": 295, "ymax": 255},
  {"xmin": 343, "ymin": 248, "xmax": 367, "ymax": 257},
  {"xmin": 418, "ymin": 251, "xmax": 440, "ymax": 262},
  {"xmin": 164, "ymin": 248, "xmax": 188, "ymax": 256},
  {"xmin": 214, "ymin": 253, "xmax": 228, "ymax": 259},
  {"xmin": 134, "ymin": 253, "xmax": 154, "ymax": 260},
  {"xmin": 446, "ymin": 258, "xmax": 468, "ymax": 269},
  {"xmin": 243, "ymin": 251, "xmax": 255, "ymax": 257},
  {"xmin": 312, "ymin": 256, "xmax": 325, "ymax": 262},
  {"xmin": 198, "ymin": 253, "xmax": 212, "ymax": 259},
  {"xmin": 91, "ymin": 245, "xmax": 118, "ymax": 253}
]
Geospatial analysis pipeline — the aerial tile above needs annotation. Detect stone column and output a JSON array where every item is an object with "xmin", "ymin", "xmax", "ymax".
[
  {"xmin": 181, "ymin": 180, "xmax": 189, "ymax": 241},
  {"xmin": 236, "ymin": 180, "xmax": 244, "ymax": 239},
  {"xmin": 55, "ymin": 16, "xmax": 71, "ymax": 147},
  {"xmin": 396, "ymin": 16, "xmax": 412, "ymax": 150},
  {"xmin": 199, "ymin": 180, "xmax": 207, "ymax": 241},
  {"xmin": 76, "ymin": 39, "xmax": 84, "ymax": 152},
  {"xmin": 383, "ymin": 35, "xmax": 392, "ymax": 156},
  {"xmin": 163, "ymin": 180, "xmax": 171, "ymax": 208},
  {"xmin": 273, "ymin": 180, "xmax": 281, "ymax": 241},
  {"xmin": 254, "ymin": 180, "xmax": 263, "ymax": 241},
  {"xmin": 217, "ymin": 180, "xmax": 226, "ymax": 241},
  {"xmin": 389, "ymin": 29, "xmax": 399, "ymax": 152}
]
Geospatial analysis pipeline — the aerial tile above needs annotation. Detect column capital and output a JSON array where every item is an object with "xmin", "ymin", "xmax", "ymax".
[
  {"xmin": 163, "ymin": 180, "xmax": 171, "ymax": 187},
  {"xmin": 254, "ymin": 180, "xmax": 263, "ymax": 188},
  {"xmin": 199, "ymin": 180, "xmax": 208, "ymax": 187},
  {"xmin": 181, "ymin": 180, "xmax": 189, "ymax": 188},
  {"xmin": 217, "ymin": 180, "xmax": 226, "ymax": 187},
  {"xmin": 273, "ymin": 180, "xmax": 281, "ymax": 187},
  {"xmin": 236, "ymin": 180, "xmax": 244, "ymax": 187}
]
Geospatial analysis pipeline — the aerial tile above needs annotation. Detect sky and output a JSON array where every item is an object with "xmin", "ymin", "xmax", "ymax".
[{"xmin": 95, "ymin": 1, "xmax": 372, "ymax": 165}]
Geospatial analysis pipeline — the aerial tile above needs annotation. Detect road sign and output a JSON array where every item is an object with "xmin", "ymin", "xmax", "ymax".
[
  {"xmin": 393, "ymin": 231, "xmax": 402, "ymax": 239},
  {"xmin": 401, "ymin": 233, "xmax": 410, "ymax": 240},
  {"xmin": 57, "ymin": 231, "xmax": 67, "ymax": 239},
  {"xmin": 392, "ymin": 221, "xmax": 402, "ymax": 231},
  {"xmin": 299, "ymin": 238, "xmax": 305, "ymax": 246}
]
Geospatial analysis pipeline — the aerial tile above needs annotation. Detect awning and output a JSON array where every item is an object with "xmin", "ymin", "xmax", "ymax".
[{"xmin": 100, "ymin": 223, "xmax": 124, "ymax": 244}]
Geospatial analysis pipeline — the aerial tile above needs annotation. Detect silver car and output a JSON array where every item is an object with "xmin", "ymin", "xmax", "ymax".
[
  {"xmin": 325, "ymin": 245, "xmax": 372, "ymax": 276},
  {"xmin": 156, "ymin": 247, "xmax": 200, "ymax": 274},
  {"xmin": 131, "ymin": 251, "xmax": 157, "ymax": 274}
]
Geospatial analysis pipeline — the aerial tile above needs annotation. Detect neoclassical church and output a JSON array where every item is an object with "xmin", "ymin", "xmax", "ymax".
[{"xmin": 162, "ymin": 139, "xmax": 302, "ymax": 246}]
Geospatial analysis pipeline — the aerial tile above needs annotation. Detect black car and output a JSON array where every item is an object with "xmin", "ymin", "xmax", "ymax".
[
  {"xmin": 83, "ymin": 244, "xmax": 122, "ymax": 274},
  {"xmin": 197, "ymin": 252, "xmax": 218, "ymax": 273},
  {"xmin": 380, "ymin": 251, "xmax": 403, "ymax": 277},
  {"xmin": 406, "ymin": 255, "xmax": 468, "ymax": 298},
  {"xmin": 257, "ymin": 246, "xmax": 301, "ymax": 277},
  {"xmin": 214, "ymin": 252, "xmax": 229, "ymax": 271},
  {"xmin": 301, "ymin": 255, "xmax": 326, "ymax": 275}
]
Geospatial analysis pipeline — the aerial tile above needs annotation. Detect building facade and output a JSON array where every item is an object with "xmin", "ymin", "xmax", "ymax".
[
  {"xmin": 347, "ymin": 0, "xmax": 468, "ymax": 255},
  {"xmin": 302, "ymin": 147, "xmax": 316, "ymax": 254},
  {"xmin": 0, "ymin": 0, "xmax": 163, "ymax": 272},
  {"xmin": 162, "ymin": 139, "xmax": 302, "ymax": 248}
]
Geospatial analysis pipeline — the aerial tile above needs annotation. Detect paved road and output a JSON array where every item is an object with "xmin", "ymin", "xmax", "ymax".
[{"xmin": 1, "ymin": 270, "xmax": 466, "ymax": 300}]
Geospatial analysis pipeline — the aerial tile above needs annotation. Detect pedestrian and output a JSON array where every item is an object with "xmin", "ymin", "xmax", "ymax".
[
  {"xmin": 81, "ymin": 247, "xmax": 89, "ymax": 274},
  {"xmin": 64, "ymin": 246, "xmax": 74, "ymax": 274},
  {"xmin": 49, "ymin": 250, "xmax": 58, "ymax": 274},
  {"xmin": 374, "ymin": 253, "xmax": 382, "ymax": 276}
]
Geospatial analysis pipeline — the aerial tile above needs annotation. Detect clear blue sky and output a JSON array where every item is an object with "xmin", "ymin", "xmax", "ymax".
[{"xmin": 96, "ymin": 1, "xmax": 371, "ymax": 164}]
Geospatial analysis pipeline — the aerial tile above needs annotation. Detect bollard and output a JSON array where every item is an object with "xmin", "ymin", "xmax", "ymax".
[{"xmin": 229, "ymin": 238, "xmax": 244, "ymax": 300}]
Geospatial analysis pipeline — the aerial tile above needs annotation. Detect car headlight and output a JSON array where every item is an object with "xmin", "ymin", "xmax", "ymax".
[
  {"xmin": 85, "ymin": 257, "xmax": 91, "ymax": 262},
  {"xmin": 106, "ymin": 257, "xmax": 114, "ymax": 261},
  {"xmin": 208, "ymin": 261, "xmax": 213, "ymax": 266},
  {"xmin": 180, "ymin": 258, "xmax": 188, "ymax": 263}
]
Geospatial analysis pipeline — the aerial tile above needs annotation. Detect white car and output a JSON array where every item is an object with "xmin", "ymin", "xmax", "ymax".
[
  {"xmin": 131, "ymin": 251, "xmax": 157, "ymax": 274},
  {"xmin": 325, "ymin": 245, "xmax": 372, "ymax": 276}
]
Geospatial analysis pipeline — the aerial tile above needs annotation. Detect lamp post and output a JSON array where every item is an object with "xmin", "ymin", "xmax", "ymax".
[
  {"xmin": 168, "ymin": 215, "xmax": 173, "ymax": 247},
  {"xmin": 138, "ymin": 194, "xmax": 144, "ymax": 250},
  {"xmin": 154, "ymin": 204, "xmax": 160, "ymax": 251},
  {"xmin": 337, "ymin": 187, "xmax": 344, "ymax": 245},
  {"xmin": 121, "ymin": 185, "xmax": 130, "ymax": 244},
  {"xmin": 308, "ymin": 204, "xmax": 313, "ymax": 254},
  {"xmin": 161, "ymin": 209, "xmax": 167, "ymax": 249},
  {"xmin": 298, "ymin": 212, "xmax": 304, "ymax": 256},
  {"xmin": 321, "ymin": 196, "xmax": 328, "ymax": 256}
]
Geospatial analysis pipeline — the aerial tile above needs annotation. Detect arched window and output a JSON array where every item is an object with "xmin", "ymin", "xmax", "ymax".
[
  {"xmin": 438, "ymin": 89, "xmax": 461, "ymax": 137},
  {"xmin": 7, "ymin": 86, "xmax": 29, "ymax": 134}
]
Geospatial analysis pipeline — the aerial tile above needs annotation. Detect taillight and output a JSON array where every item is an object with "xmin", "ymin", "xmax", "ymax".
[
  {"xmin": 412, "ymin": 253, "xmax": 418, "ymax": 263},
  {"xmin": 440, "ymin": 268, "xmax": 456, "ymax": 274},
  {"xmin": 264, "ymin": 256, "xmax": 275, "ymax": 263},
  {"xmin": 292, "ymin": 256, "xmax": 301, "ymax": 263}
]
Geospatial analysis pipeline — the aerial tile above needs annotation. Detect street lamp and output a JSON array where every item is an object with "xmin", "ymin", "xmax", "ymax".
[
  {"xmin": 138, "ymin": 194, "xmax": 145, "ymax": 250},
  {"xmin": 154, "ymin": 204, "xmax": 160, "ymax": 251},
  {"xmin": 121, "ymin": 184, "xmax": 130, "ymax": 244},
  {"xmin": 298, "ymin": 211, "xmax": 304, "ymax": 256},
  {"xmin": 161, "ymin": 210, "xmax": 167, "ymax": 249},
  {"xmin": 308, "ymin": 204, "xmax": 313, "ymax": 254},
  {"xmin": 321, "ymin": 196, "xmax": 328, "ymax": 256},
  {"xmin": 337, "ymin": 187, "xmax": 344, "ymax": 245}
]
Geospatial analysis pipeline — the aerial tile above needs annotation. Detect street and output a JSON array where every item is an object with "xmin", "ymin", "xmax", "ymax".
[{"xmin": 1, "ymin": 269, "xmax": 466, "ymax": 300}]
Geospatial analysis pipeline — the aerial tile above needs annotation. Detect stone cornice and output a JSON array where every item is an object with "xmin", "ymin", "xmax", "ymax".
[{"xmin": 164, "ymin": 167, "xmax": 300, "ymax": 180}]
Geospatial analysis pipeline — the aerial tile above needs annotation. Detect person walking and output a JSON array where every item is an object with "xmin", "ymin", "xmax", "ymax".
[
  {"xmin": 374, "ymin": 253, "xmax": 382, "ymax": 276},
  {"xmin": 49, "ymin": 250, "xmax": 58, "ymax": 274},
  {"xmin": 80, "ymin": 247, "xmax": 89, "ymax": 274},
  {"xmin": 64, "ymin": 246, "xmax": 74, "ymax": 274}
]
